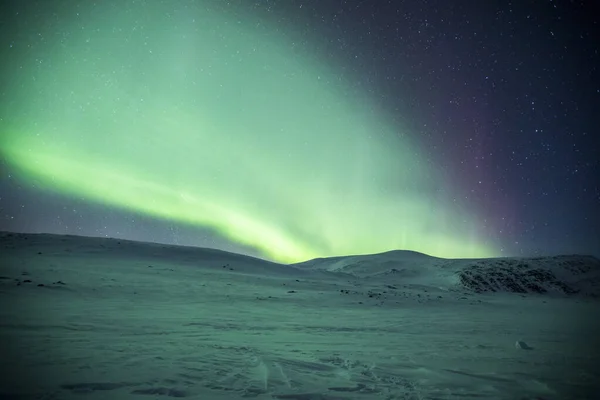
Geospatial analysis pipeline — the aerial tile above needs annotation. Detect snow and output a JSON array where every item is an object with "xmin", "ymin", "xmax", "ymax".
[{"xmin": 1, "ymin": 231, "xmax": 599, "ymax": 399}]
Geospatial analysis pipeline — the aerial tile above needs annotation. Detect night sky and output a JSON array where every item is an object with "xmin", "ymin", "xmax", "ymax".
[{"xmin": 0, "ymin": 0, "xmax": 598, "ymax": 262}]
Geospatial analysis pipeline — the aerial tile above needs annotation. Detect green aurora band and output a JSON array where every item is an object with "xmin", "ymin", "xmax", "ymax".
[{"xmin": 0, "ymin": 1, "xmax": 497, "ymax": 263}]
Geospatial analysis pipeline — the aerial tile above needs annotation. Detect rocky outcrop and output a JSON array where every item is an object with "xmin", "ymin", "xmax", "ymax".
[{"xmin": 455, "ymin": 255, "xmax": 600, "ymax": 296}]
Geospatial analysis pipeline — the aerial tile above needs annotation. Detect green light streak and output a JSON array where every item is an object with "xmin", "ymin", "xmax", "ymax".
[{"xmin": 0, "ymin": 1, "xmax": 497, "ymax": 262}]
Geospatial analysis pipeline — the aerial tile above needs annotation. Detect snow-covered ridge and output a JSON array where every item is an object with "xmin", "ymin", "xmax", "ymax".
[
  {"xmin": 292, "ymin": 249, "xmax": 600, "ymax": 297},
  {"xmin": 0, "ymin": 231, "xmax": 308, "ymax": 278},
  {"xmin": 3, "ymin": 231, "xmax": 599, "ymax": 297}
]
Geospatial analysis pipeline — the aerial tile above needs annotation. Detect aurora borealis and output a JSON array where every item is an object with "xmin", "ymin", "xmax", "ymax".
[{"xmin": 1, "ymin": 1, "xmax": 598, "ymax": 261}]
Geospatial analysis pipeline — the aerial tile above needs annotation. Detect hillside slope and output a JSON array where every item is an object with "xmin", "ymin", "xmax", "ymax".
[{"xmin": 292, "ymin": 250, "xmax": 600, "ymax": 297}]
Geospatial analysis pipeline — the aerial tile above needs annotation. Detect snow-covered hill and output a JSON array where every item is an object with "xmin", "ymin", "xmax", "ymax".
[{"xmin": 291, "ymin": 250, "xmax": 600, "ymax": 297}]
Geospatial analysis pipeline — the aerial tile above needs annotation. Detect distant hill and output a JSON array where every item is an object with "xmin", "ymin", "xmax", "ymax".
[
  {"xmin": 291, "ymin": 249, "xmax": 439, "ymax": 277},
  {"xmin": 292, "ymin": 249, "xmax": 600, "ymax": 297},
  {"xmin": 0, "ymin": 231, "xmax": 309, "ymax": 278},
  {"xmin": 3, "ymin": 231, "xmax": 599, "ymax": 297}
]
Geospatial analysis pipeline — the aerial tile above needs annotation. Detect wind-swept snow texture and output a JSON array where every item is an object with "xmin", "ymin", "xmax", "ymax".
[{"xmin": 1, "ymin": 232, "xmax": 599, "ymax": 400}]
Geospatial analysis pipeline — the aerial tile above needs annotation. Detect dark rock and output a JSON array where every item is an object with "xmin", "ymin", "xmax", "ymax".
[
  {"xmin": 515, "ymin": 340, "xmax": 533, "ymax": 350},
  {"xmin": 455, "ymin": 256, "xmax": 598, "ymax": 296}
]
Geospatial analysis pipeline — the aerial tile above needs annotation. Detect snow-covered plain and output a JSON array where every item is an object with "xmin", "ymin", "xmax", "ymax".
[{"xmin": 1, "ymin": 232, "xmax": 599, "ymax": 400}]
